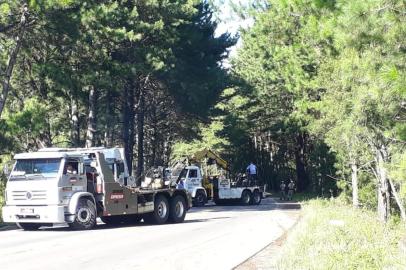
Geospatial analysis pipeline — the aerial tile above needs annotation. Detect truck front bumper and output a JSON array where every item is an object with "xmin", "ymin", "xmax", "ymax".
[{"xmin": 2, "ymin": 205, "xmax": 66, "ymax": 224}]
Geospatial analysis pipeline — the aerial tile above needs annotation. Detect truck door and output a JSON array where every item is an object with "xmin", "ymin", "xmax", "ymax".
[
  {"xmin": 61, "ymin": 158, "xmax": 86, "ymax": 192},
  {"xmin": 187, "ymin": 169, "xmax": 200, "ymax": 193}
]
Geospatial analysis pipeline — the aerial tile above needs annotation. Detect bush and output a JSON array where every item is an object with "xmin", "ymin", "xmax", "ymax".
[{"xmin": 277, "ymin": 199, "xmax": 406, "ymax": 270}]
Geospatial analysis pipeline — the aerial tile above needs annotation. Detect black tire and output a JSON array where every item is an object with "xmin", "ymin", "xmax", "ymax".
[
  {"xmin": 193, "ymin": 190, "xmax": 207, "ymax": 207},
  {"xmin": 69, "ymin": 198, "xmax": 97, "ymax": 230},
  {"xmin": 144, "ymin": 194, "xmax": 169, "ymax": 225},
  {"xmin": 17, "ymin": 222, "xmax": 41, "ymax": 231},
  {"xmin": 169, "ymin": 195, "xmax": 187, "ymax": 223},
  {"xmin": 241, "ymin": 190, "xmax": 251, "ymax": 205},
  {"xmin": 251, "ymin": 190, "xmax": 262, "ymax": 205}
]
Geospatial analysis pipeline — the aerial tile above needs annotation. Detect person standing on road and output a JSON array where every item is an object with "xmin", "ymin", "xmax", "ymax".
[
  {"xmin": 287, "ymin": 180, "xmax": 295, "ymax": 200},
  {"xmin": 280, "ymin": 181, "xmax": 286, "ymax": 200},
  {"xmin": 246, "ymin": 162, "xmax": 257, "ymax": 186}
]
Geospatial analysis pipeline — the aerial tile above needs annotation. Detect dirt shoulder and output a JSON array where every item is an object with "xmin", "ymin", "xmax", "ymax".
[{"xmin": 235, "ymin": 198, "xmax": 302, "ymax": 270}]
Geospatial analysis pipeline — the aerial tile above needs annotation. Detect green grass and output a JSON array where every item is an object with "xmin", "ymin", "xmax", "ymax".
[{"xmin": 277, "ymin": 199, "xmax": 406, "ymax": 270}]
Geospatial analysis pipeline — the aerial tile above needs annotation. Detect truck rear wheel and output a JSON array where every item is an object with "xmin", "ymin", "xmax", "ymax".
[
  {"xmin": 169, "ymin": 195, "xmax": 186, "ymax": 223},
  {"xmin": 193, "ymin": 190, "xmax": 206, "ymax": 207},
  {"xmin": 251, "ymin": 190, "xmax": 262, "ymax": 205},
  {"xmin": 241, "ymin": 190, "xmax": 251, "ymax": 205},
  {"xmin": 70, "ymin": 198, "xmax": 97, "ymax": 230},
  {"xmin": 17, "ymin": 222, "xmax": 41, "ymax": 231},
  {"xmin": 144, "ymin": 194, "xmax": 169, "ymax": 225}
]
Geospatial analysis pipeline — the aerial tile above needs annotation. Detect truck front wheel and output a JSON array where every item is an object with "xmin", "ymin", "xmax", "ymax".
[
  {"xmin": 70, "ymin": 198, "xmax": 97, "ymax": 230},
  {"xmin": 169, "ymin": 195, "xmax": 186, "ymax": 223},
  {"xmin": 17, "ymin": 222, "xmax": 41, "ymax": 231},
  {"xmin": 193, "ymin": 190, "xmax": 207, "ymax": 207},
  {"xmin": 144, "ymin": 195, "xmax": 169, "ymax": 225}
]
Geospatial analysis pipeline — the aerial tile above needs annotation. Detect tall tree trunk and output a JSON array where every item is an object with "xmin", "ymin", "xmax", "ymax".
[
  {"xmin": 0, "ymin": 5, "xmax": 28, "ymax": 117},
  {"xmin": 71, "ymin": 98, "xmax": 80, "ymax": 146},
  {"xmin": 163, "ymin": 135, "xmax": 171, "ymax": 166},
  {"xmin": 136, "ymin": 88, "xmax": 145, "ymax": 178},
  {"xmin": 122, "ymin": 81, "xmax": 135, "ymax": 175},
  {"xmin": 388, "ymin": 178, "xmax": 406, "ymax": 221},
  {"xmin": 375, "ymin": 145, "xmax": 390, "ymax": 222},
  {"xmin": 85, "ymin": 86, "xmax": 96, "ymax": 148},
  {"xmin": 350, "ymin": 160, "xmax": 359, "ymax": 208},
  {"xmin": 104, "ymin": 90, "xmax": 114, "ymax": 147},
  {"xmin": 150, "ymin": 102, "xmax": 158, "ymax": 167},
  {"xmin": 295, "ymin": 133, "xmax": 309, "ymax": 191}
]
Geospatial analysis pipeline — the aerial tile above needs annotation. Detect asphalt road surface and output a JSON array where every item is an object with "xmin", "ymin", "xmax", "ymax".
[{"xmin": 0, "ymin": 198, "xmax": 299, "ymax": 270}]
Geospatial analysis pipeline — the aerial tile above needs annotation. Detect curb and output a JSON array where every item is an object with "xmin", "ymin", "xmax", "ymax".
[{"xmin": 234, "ymin": 200, "xmax": 302, "ymax": 270}]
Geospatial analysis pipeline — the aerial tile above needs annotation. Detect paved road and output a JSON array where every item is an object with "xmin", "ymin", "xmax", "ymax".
[{"xmin": 0, "ymin": 198, "xmax": 298, "ymax": 270}]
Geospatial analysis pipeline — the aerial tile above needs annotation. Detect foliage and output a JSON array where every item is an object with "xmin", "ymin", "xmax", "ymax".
[
  {"xmin": 171, "ymin": 120, "xmax": 229, "ymax": 162},
  {"xmin": 0, "ymin": 0, "xmax": 235, "ymax": 172},
  {"xmin": 200, "ymin": 0, "xmax": 406, "ymax": 219},
  {"xmin": 277, "ymin": 199, "xmax": 406, "ymax": 270}
]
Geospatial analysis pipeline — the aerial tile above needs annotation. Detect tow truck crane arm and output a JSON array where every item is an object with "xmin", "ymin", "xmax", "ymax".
[{"xmin": 189, "ymin": 149, "xmax": 228, "ymax": 171}]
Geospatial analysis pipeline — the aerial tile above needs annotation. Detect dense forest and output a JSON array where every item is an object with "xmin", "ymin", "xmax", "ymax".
[{"xmin": 1, "ymin": 0, "xmax": 405, "ymax": 222}]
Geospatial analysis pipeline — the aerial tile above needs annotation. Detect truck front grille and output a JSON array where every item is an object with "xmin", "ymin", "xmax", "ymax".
[{"xmin": 12, "ymin": 190, "xmax": 47, "ymax": 201}]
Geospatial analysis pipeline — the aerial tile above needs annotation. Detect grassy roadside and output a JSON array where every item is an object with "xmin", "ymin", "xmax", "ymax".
[{"xmin": 276, "ymin": 199, "xmax": 406, "ymax": 270}]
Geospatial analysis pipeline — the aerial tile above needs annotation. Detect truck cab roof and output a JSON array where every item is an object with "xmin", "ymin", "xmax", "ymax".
[
  {"xmin": 41, "ymin": 147, "xmax": 124, "ymax": 162},
  {"xmin": 14, "ymin": 152, "xmax": 81, "ymax": 159}
]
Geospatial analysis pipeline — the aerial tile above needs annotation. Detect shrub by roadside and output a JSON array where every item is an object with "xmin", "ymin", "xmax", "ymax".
[{"xmin": 277, "ymin": 199, "xmax": 406, "ymax": 270}]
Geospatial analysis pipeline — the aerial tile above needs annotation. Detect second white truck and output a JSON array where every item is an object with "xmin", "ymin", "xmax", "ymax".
[{"xmin": 169, "ymin": 149, "xmax": 264, "ymax": 206}]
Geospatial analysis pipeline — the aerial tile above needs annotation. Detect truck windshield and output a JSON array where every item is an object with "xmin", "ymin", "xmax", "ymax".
[
  {"xmin": 178, "ymin": 169, "xmax": 188, "ymax": 179},
  {"xmin": 11, "ymin": 159, "xmax": 61, "ymax": 180}
]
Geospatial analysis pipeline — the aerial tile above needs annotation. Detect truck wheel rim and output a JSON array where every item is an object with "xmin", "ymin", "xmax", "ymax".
[
  {"xmin": 158, "ymin": 201, "xmax": 167, "ymax": 218},
  {"xmin": 254, "ymin": 193, "xmax": 260, "ymax": 203},
  {"xmin": 244, "ymin": 194, "xmax": 250, "ymax": 203},
  {"xmin": 78, "ymin": 208, "xmax": 91, "ymax": 223},
  {"xmin": 175, "ymin": 201, "xmax": 184, "ymax": 217}
]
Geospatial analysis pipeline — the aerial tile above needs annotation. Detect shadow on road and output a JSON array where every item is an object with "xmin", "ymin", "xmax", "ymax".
[
  {"xmin": 190, "ymin": 198, "xmax": 301, "ymax": 213},
  {"xmin": 29, "ymin": 216, "xmax": 233, "ymax": 232}
]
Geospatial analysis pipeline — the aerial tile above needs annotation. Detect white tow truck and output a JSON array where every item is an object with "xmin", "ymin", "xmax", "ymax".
[
  {"xmin": 170, "ymin": 149, "xmax": 264, "ymax": 206},
  {"xmin": 2, "ymin": 147, "xmax": 191, "ymax": 230}
]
